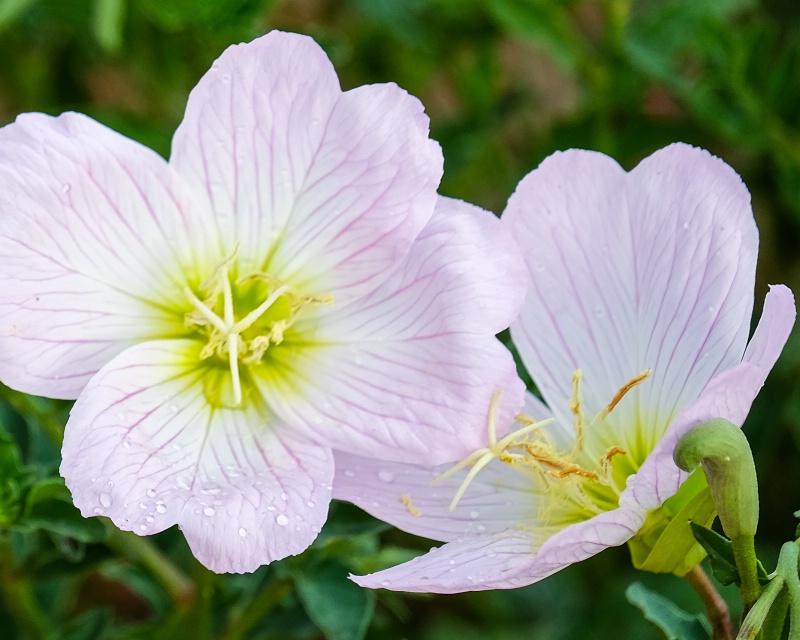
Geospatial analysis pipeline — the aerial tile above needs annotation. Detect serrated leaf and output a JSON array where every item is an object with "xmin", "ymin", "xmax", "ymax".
[
  {"xmin": 626, "ymin": 582, "xmax": 710, "ymax": 640},
  {"xmin": 293, "ymin": 559, "xmax": 375, "ymax": 640}
]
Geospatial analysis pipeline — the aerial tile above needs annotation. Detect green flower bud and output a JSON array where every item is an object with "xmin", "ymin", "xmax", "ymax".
[{"xmin": 673, "ymin": 419, "xmax": 758, "ymax": 540}]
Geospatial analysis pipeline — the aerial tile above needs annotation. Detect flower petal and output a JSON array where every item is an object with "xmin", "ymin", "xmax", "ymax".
[
  {"xmin": 332, "ymin": 449, "xmax": 537, "ymax": 543},
  {"xmin": 171, "ymin": 31, "xmax": 442, "ymax": 301},
  {"xmin": 624, "ymin": 285, "xmax": 795, "ymax": 510},
  {"xmin": 317, "ymin": 196, "xmax": 527, "ymax": 338},
  {"xmin": 508, "ymin": 144, "xmax": 758, "ymax": 439},
  {"xmin": 61, "ymin": 340, "xmax": 333, "ymax": 573},
  {"xmin": 0, "ymin": 112, "xmax": 217, "ymax": 398},
  {"xmin": 258, "ymin": 335, "xmax": 523, "ymax": 465},
  {"xmin": 351, "ymin": 531, "xmax": 538, "ymax": 593}
]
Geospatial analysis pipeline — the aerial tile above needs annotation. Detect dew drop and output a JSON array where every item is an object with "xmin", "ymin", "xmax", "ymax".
[
  {"xmin": 122, "ymin": 439, "xmax": 131, "ymax": 449},
  {"xmin": 146, "ymin": 489, "xmax": 156, "ymax": 498},
  {"xmin": 280, "ymin": 492, "xmax": 288, "ymax": 501},
  {"xmin": 469, "ymin": 510, "xmax": 479, "ymax": 519},
  {"xmin": 138, "ymin": 524, "xmax": 148, "ymax": 532},
  {"xmin": 145, "ymin": 516, "xmax": 154, "ymax": 523},
  {"xmin": 99, "ymin": 493, "xmax": 112, "ymax": 508},
  {"xmin": 203, "ymin": 507, "xmax": 216, "ymax": 517},
  {"xmin": 307, "ymin": 500, "xmax": 315, "ymax": 508},
  {"xmin": 276, "ymin": 514, "xmax": 289, "ymax": 526},
  {"xmin": 377, "ymin": 470, "xmax": 394, "ymax": 483},
  {"xmin": 155, "ymin": 502, "xmax": 167, "ymax": 514},
  {"xmin": 138, "ymin": 502, "xmax": 148, "ymax": 510},
  {"xmin": 238, "ymin": 527, "xmax": 248, "ymax": 537}
]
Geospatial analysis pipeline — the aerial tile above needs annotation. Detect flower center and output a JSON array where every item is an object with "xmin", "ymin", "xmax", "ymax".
[
  {"xmin": 183, "ymin": 251, "xmax": 332, "ymax": 407},
  {"xmin": 438, "ymin": 368, "xmax": 651, "ymax": 517}
]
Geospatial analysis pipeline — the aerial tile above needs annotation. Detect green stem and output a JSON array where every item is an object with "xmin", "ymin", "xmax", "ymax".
[
  {"xmin": 105, "ymin": 526, "xmax": 194, "ymax": 608},
  {"xmin": 738, "ymin": 576, "xmax": 784, "ymax": 640},
  {"xmin": 777, "ymin": 542, "xmax": 800, "ymax": 640},
  {"xmin": 0, "ymin": 535, "xmax": 52, "ymax": 640},
  {"xmin": 760, "ymin": 588, "xmax": 789, "ymax": 640},
  {"xmin": 685, "ymin": 564, "xmax": 735, "ymax": 640},
  {"xmin": 220, "ymin": 577, "xmax": 292, "ymax": 640},
  {"xmin": 732, "ymin": 534, "xmax": 762, "ymax": 613}
]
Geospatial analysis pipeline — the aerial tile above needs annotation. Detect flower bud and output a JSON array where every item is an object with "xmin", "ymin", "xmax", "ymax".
[{"xmin": 673, "ymin": 419, "xmax": 758, "ymax": 540}]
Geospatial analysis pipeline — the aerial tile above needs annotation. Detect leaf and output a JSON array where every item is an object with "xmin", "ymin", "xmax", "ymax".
[
  {"xmin": 293, "ymin": 559, "xmax": 375, "ymax": 640},
  {"xmin": 47, "ymin": 608, "xmax": 112, "ymax": 640},
  {"xmin": 0, "ymin": 0, "xmax": 36, "ymax": 31},
  {"xmin": 17, "ymin": 478, "xmax": 107, "ymax": 543},
  {"xmin": 689, "ymin": 523, "xmax": 770, "ymax": 586},
  {"xmin": 92, "ymin": 0, "xmax": 126, "ymax": 53},
  {"xmin": 626, "ymin": 582, "xmax": 710, "ymax": 640}
]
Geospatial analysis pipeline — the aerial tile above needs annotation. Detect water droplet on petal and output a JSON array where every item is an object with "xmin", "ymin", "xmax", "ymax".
[
  {"xmin": 146, "ymin": 489, "xmax": 156, "ymax": 498},
  {"xmin": 203, "ymin": 507, "xmax": 216, "ymax": 516},
  {"xmin": 139, "ymin": 502, "xmax": 147, "ymax": 510},
  {"xmin": 155, "ymin": 502, "xmax": 167, "ymax": 514},
  {"xmin": 280, "ymin": 492, "xmax": 287, "ymax": 501},
  {"xmin": 276, "ymin": 514, "xmax": 289, "ymax": 526},
  {"xmin": 307, "ymin": 500, "xmax": 315, "ymax": 508},
  {"xmin": 238, "ymin": 527, "xmax": 247, "ymax": 537},
  {"xmin": 139, "ymin": 524, "xmax": 148, "ymax": 532},
  {"xmin": 469, "ymin": 510, "xmax": 479, "ymax": 519},
  {"xmin": 378, "ymin": 470, "xmax": 394, "ymax": 483},
  {"xmin": 99, "ymin": 493, "xmax": 112, "ymax": 508},
  {"xmin": 343, "ymin": 470, "xmax": 355, "ymax": 478},
  {"xmin": 61, "ymin": 183, "xmax": 71, "ymax": 193}
]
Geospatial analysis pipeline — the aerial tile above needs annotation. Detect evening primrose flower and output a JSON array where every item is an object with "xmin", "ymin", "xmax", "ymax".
[
  {"xmin": 333, "ymin": 144, "xmax": 796, "ymax": 592},
  {"xmin": 0, "ymin": 32, "xmax": 526, "ymax": 572}
]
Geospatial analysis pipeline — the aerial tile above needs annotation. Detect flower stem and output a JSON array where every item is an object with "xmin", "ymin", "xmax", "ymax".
[
  {"xmin": 220, "ymin": 577, "xmax": 293, "ymax": 640},
  {"xmin": 0, "ymin": 535, "xmax": 52, "ymax": 640},
  {"xmin": 731, "ymin": 534, "xmax": 762, "ymax": 613},
  {"xmin": 104, "ymin": 526, "xmax": 194, "ymax": 608},
  {"xmin": 685, "ymin": 564, "xmax": 735, "ymax": 640}
]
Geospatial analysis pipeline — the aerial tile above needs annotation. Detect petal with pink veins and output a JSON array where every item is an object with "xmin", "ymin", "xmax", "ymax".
[
  {"xmin": 508, "ymin": 144, "xmax": 758, "ymax": 436},
  {"xmin": 624, "ymin": 284, "xmax": 796, "ymax": 510},
  {"xmin": 61, "ymin": 339, "xmax": 333, "ymax": 573},
  {"xmin": 171, "ymin": 31, "xmax": 443, "ymax": 301},
  {"xmin": 0, "ymin": 113, "xmax": 218, "ymax": 399}
]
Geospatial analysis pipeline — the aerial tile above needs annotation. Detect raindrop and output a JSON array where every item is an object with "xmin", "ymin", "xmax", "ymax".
[
  {"xmin": 266, "ymin": 505, "xmax": 275, "ymax": 512},
  {"xmin": 155, "ymin": 502, "xmax": 167, "ymax": 514},
  {"xmin": 122, "ymin": 439, "xmax": 131, "ymax": 449},
  {"xmin": 683, "ymin": 222, "xmax": 689, "ymax": 230},
  {"xmin": 99, "ymin": 493, "xmax": 112, "ymax": 508},
  {"xmin": 138, "ymin": 502, "xmax": 148, "ymax": 510},
  {"xmin": 145, "ymin": 516, "xmax": 154, "ymax": 523},
  {"xmin": 469, "ymin": 510, "xmax": 479, "ymax": 519},
  {"xmin": 377, "ymin": 470, "xmax": 394, "ymax": 483},
  {"xmin": 276, "ymin": 514, "xmax": 289, "ymax": 526},
  {"xmin": 238, "ymin": 527, "xmax": 248, "ymax": 537},
  {"xmin": 280, "ymin": 492, "xmax": 288, "ymax": 501},
  {"xmin": 203, "ymin": 507, "xmax": 216, "ymax": 517},
  {"xmin": 146, "ymin": 489, "xmax": 156, "ymax": 498},
  {"xmin": 307, "ymin": 500, "xmax": 315, "ymax": 508},
  {"xmin": 139, "ymin": 524, "xmax": 148, "ymax": 532}
]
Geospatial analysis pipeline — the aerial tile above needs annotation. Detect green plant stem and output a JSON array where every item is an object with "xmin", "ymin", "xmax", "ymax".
[
  {"xmin": 686, "ymin": 564, "xmax": 735, "ymax": 640},
  {"xmin": 760, "ymin": 588, "xmax": 789, "ymax": 640},
  {"xmin": 105, "ymin": 525, "xmax": 194, "ymax": 608},
  {"xmin": 732, "ymin": 534, "xmax": 762, "ymax": 613},
  {"xmin": 777, "ymin": 542, "xmax": 800, "ymax": 640},
  {"xmin": 738, "ymin": 576, "xmax": 784, "ymax": 640},
  {"xmin": 220, "ymin": 577, "xmax": 293, "ymax": 640},
  {"xmin": 0, "ymin": 536, "xmax": 52, "ymax": 640}
]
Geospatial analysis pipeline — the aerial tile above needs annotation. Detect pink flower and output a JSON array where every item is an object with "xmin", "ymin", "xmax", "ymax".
[
  {"xmin": 0, "ymin": 32, "xmax": 525, "ymax": 572},
  {"xmin": 333, "ymin": 144, "xmax": 796, "ymax": 593}
]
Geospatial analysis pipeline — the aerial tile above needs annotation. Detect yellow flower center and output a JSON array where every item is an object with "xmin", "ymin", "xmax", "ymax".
[{"xmin": 183, "ymin": 250, "xmax": 332, "ymax": 408}]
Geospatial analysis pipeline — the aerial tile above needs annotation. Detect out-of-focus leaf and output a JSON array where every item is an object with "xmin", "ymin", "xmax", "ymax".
[
  {"xmin": 93, "ymin": 0, "xmax": 126, "ymax": 53},
  {"xmin": 294, "ymin": 559, "xmax": 375, "ymax": 640},
  {"xmin": 0, "ymin": 431, "xmax": 30, "ymax": 526},
  {"xmin": 487, "ymin": 0, "xmax": 580, "ymax": 70},
  {"xmin": 626, "ymin": 582, "xmax": 710, "ymax": 640},
  {"xmin": 47, "ymin": 608, "xmax": 112, "ymax": 640},
  {"xmin": 0, "ymin": 0, "xmax": 36, "ymax": 30},
  {"xmin": 17, "ymin": 478, "xmax": 107, "ymax": 543}
]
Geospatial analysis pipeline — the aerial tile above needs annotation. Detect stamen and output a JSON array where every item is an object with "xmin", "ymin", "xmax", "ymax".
[
  {"xmin": 597, "ymin": 369, "xmax": 651, "ymax": 421},
  {"xmin": 232, "ymin": 285, "xmax": 289, "ymax": 334},
  {"xmin": 184, "ymin": 287, "xmax": 228, "ymax": 334},
  {"xmin": 569, "ymin": 369, "xmax": 586, "ymax": 454},
  {"xmin": 433, "ymin": 389, "xmax": 555, "ymax": 511},
  {"xmin": 600, "ymin": 446, "xmax": 627, "ymax": 473}
]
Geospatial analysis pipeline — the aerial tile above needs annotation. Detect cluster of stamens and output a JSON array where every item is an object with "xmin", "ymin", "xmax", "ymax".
[
  {"xmin": 184, "ymin": 251, "xmax": 332, "ymax": 406},
  {"xmin": 436, "ymin": 368, "xmax": 652, "ymax": 512}
]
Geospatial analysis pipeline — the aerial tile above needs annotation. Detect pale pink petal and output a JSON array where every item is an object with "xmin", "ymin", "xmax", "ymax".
[
  {"xmin": 508, "ymin": 144, "xmax": 758, "ymax": 434},
  {"xmin": 332, "ymin": 450, "xmax": 537, "ymax": 543},
  {"xmin": 351, "ymin": 532, "xmax": 538, "ymax": 593},
  {"xmin": 315, "ymin": 196, "xmax": 526, "ymax": 338},
  {"xmin": 257, "ymin": 336, "xmax": 524, "ymax": 464},
  {"xmin": 61, "ymin": 340, "xmax": 333, "ymax": 573},
  {"xmin": 171, "ymin": 31, "xmax": 442, "ymax": 301},
  {"xmin": 0, "ymin": 112, "xmax": 218, "ymax": 399},
  {"xmin": 624, "ymin": 285, "xmax": 795, "ymax": 510}
]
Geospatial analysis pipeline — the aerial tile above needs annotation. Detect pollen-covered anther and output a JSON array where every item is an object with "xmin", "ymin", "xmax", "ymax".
[
  {"xmin": 597, "ymin": 369, "xmax": 651, "ymax": 421},
  {"xmin": 600, "ymin": 446, "xmax": 627, "ymax": 474}
]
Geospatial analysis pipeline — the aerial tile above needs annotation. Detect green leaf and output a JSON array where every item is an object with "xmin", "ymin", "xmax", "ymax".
[
  {"xmin": 17, "ymin": 478, "xmax": 107, "ymax": 543},
  {"xmin": 293, "ymin": 559, "xmax": 375, "ymax": 640},
  {"xmin": 689, "ymin": 523, "xmax": 770, "ymax": 586},
  {"xmin": 0, "ymin": 0, "xmax": 37, "ymax": 31},
  {"xmin": 92, "ymin": 0, "xmax": 127, "ymax": 53},
  {"xmin": 625, "ymin": 582, "xmax": 710, "ymax": 640},
  {"xmin": 47, "ymin": 608, "xmax": 112, "ymax": 640}
]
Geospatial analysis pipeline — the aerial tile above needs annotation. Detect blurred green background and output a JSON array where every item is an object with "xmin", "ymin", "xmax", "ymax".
[{"xmin": 1, "ymin": 0, "xmax": 799, "ymax": 638}]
